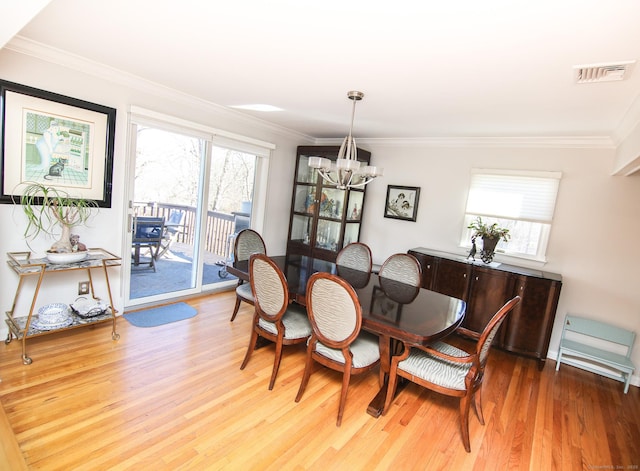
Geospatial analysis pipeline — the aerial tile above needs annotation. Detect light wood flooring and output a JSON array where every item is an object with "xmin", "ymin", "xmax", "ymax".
[{"xmin": 1, "ymin": 290, "xmax": 639, "ymax": 470}]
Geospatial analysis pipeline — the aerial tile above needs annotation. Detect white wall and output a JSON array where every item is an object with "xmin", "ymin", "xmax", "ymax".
[
  {"xmin": 0, "ymin": 49, "xmax": 306, "ymax": 333},
  {"xmin": 1, "ymin": 48, "xmax": 639, "ymax": 388},
  {"xmin": 357, "ymin": 142, "xmax": 640, "ymax": 386}
]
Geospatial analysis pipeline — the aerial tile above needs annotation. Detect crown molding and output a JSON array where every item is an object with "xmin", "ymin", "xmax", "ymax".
[
  {"xmin": 3, "ymin": 36, "xmax": 627, "ymax": 150},
  {"xmin": 4, "ymin": 36, "xmax": 312, "ymax": 142},
  {"xmin": 315, "ymin": 135, "xmax": 616, "ymax": 149}
]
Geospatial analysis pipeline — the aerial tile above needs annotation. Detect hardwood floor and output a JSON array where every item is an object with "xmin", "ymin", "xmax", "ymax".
[{"xmin": 1, "ymin": 290, "xmax": 638, "ymax": 470}]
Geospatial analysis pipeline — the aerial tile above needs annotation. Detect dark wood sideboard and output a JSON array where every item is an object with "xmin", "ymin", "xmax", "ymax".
[{"xmin": 408, "ymin": 247, "xmax": 562, "ymax": 369}]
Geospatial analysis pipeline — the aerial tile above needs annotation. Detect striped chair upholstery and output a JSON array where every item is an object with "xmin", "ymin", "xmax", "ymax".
[
  {"xmin": 295, "ymin": 272, "xmax": 380, "ymax": 426},
  {"xmin": 383, "ymin": 296, "xmax": 521, "ymax": 452},
  {"xmin": 229, "ymin": 229, "xmax": 266, "ymax": 322},
  {"xmin": 378, "ymin": 253, "xmax": 422, "ymax": 287},
  {"xmin": 336, "ymin": 242, "xmax": 373, "ymax": 273},
  {"xmin": 240, "ymin": 254, "xmax": 312, "ymax": 390}
]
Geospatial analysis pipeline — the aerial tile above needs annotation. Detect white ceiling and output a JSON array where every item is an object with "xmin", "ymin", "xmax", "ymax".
[{"xmin": 4, "ymin": 0, "xmax": 640, "ymax": 141}]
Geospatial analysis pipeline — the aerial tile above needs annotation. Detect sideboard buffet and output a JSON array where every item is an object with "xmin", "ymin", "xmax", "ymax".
[
  {"xmin": 408, "ymin": 247, "xmax": 562, "ymax": 368},
  {"xmin": 5, "ymin": 249, "xmax": 121, "ymax": 364}
]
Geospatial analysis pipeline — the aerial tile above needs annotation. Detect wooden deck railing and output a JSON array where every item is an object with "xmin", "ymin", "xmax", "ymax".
[{"xmin": 133, "ymin": 202, "xmax": 236, "ymax": 259}]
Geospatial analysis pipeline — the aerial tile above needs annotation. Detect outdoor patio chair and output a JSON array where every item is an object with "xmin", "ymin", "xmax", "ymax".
[{"xmin": 132, "ymin": 216, "xmax": 165, "ymax": 272}]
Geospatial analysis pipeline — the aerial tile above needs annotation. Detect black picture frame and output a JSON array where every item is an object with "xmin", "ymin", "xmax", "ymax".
[
  {"xmin": 0, "ymin": 79, "xmax": 116, "ymax": 207},
  {"xmin": 384, "ymin": 185, "xmax": 420, "ymax": 222}
]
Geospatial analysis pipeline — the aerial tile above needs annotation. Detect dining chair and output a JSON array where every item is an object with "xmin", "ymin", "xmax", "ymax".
[
  {"xmin": 378, "ymin": 253, "xmax": 422, "ymax": 287},
  {"xmin": 336, "ymin": 242, "xmax": 373, "ymax": 273},
  {"xmin": 295, "ymin": 272, "xmax": 381, "ymax": 426},
  {"xmin": 229, "ymin": 229, "xmax": 267, "ymax": 322},
  {"xmin": 382, "ymin": 296, "xmax": 521, "ymax": 452},
  {"xmin": 240, "ymin": 253, "xmax": 312, "ymax": 390}
]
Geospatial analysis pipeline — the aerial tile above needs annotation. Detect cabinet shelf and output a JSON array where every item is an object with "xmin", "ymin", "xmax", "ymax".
[{"xmin": 5, "ymin": 248, "xmax": 121, "ymax": 364}]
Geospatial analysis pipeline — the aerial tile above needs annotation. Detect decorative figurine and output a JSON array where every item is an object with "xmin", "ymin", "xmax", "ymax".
[
  {"xmin": 70, "ymin": 234, "xmax": 87, "ymax": 252},
  {"xmin": 467, "ymin": 236, "xmax": 477, "ymax": 261}
]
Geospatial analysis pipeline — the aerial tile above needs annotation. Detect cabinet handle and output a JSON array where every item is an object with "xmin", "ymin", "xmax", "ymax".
[
  {"xmin": 426, "ymin": 265, "xmax": 431, "ymax": 269},
  {"xmin": 463, "ymin": 273, "xmax": 466, "ymax": 278},
  {"xmin": 475, "ymin": 276, "xmax": 479, "ymax": 281}
]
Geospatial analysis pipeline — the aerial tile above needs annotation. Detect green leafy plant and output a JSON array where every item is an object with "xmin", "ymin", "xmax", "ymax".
[
  {"xmin": 467, "ymin": 216, "xmax": 511, "ymax": 242},
  {"xmin": 18, "ymin": 182, "xmax": 98, "ymax": 253}
]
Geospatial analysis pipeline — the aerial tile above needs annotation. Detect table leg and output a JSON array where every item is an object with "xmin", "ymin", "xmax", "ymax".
[
  {"xmin": 367, "ymin": 334, "xmax": 391, "ymax": 417},
  {"xmin": 367, "ymin": 336, "xmax": 408, "ymax": 418}
]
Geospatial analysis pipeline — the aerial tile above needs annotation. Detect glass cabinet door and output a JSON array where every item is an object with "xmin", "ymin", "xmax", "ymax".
[
  {"xmin": 287, "ymin": 146, "xmax": 372, "ymax": 262},
  {"xmin": 315, "ymin": 219, "xmax": 342, "ymax": 251},
  {"xmin": 317, "ymin": 188, "xmax": 346, "ymax": 219}
]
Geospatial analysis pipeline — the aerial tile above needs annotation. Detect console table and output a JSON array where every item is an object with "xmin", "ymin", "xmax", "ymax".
[
  {"xmin": 5, "ymin": 249, "xmax": 121, "ymax": 364},
  {"xmin": 408, "ymin": 247, "xmax": 562, "ymax": 368}
]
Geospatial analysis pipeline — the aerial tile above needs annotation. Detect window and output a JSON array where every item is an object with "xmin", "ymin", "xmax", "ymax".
[{"xmin": 461, "ymin": 169, "xmax": 561, "ymax": 262}]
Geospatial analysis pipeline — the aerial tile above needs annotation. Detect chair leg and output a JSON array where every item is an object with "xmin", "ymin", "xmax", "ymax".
[
  {"xmin": 473, "ymin": 388, "xmax": 484, "ymax": 425},
  {"xmin": 295, "ymin": 346, "xmax": 315, "ymax": 403},
  {"xmin": 268, "ymin": 338, "xmax": 284, "ymax": 390},
  {"xmin": 240, "ymin": 328, "xmax": 259, "ymax": 370},
  {"xmin": 336, "ymin": 366, "xmax": 352, "ymax": 427},
  {"xmin": 229, "ymin": 296, "xmax": 242, "ymax": 322},
  {"xmin": 459, "ymin": 394, "xmax": 473, "ymax": 453}
]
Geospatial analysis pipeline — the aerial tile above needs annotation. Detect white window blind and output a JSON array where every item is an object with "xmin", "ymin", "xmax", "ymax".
[{"xmin": 466, "ymin": 170, "xmax": 561, "ymax": 223}]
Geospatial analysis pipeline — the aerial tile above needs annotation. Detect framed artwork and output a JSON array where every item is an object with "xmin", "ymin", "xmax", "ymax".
[
  {"xmin": 384, "ymin": 185, "xmax": 420, "ymax": 222},
  {"xmin": 0, "ymin": 80, "xmax": 116, "ymax": 207}
]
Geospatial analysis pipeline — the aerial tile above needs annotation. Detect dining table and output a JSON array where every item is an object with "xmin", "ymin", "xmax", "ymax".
[{"xmin": 226, "ymin": 253, "xmax": 467, "ymax": 417}]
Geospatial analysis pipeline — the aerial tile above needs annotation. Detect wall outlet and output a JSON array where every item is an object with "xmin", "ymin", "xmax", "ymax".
[{"xmin": 78, "ymin": 281, "xmax": 90, "ymax": 295}]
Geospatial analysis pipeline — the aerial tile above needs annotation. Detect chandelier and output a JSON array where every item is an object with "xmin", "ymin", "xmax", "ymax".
[{"xmin": 308, "ymin": 91, "xmax": 383, "ymax": 190}]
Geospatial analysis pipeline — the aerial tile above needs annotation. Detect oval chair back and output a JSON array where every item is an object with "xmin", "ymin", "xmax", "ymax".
[
  {"xmin": 234, "ymin": 229, "xmax": 266, "ymax": 262},
  {"xmin": 250, "ymin": 253, "xmax": 288, "ymax": 322},
  {"xmin": 306, "ymin": 273, "xmax": 362, "ymax": 348},
  {"xmin": 336, "ymin": 242, "xmax": 372, "ymax": 273},
  {"xmin": 379, "ymin": 253, "xmax": 422, "ymax": 287}
]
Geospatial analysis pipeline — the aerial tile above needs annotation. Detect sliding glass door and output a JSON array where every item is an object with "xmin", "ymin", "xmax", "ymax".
[{"xmin": 125, "ymin": 114, "xmax": 270, "ymax": 306}]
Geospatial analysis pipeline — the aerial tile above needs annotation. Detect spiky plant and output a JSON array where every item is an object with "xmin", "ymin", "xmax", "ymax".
[{"xmin": 19, "ymin": 182, "xmax": 97, "ymax": 253}]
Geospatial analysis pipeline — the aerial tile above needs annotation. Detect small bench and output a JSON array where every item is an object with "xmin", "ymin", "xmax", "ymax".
[{"xmin": 556, "ymin": 314, "xmax": 636, "ymax": 393}]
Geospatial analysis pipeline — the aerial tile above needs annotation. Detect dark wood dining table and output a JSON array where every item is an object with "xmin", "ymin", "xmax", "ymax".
[{"xmin": 227, "ymin": 253, "xmax": 466, "ymax": 417}]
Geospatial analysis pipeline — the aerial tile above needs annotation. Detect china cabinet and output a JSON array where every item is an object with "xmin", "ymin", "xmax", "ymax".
[
  {"xmin": 5, "ymin": 248, "xmax": 121, "ymax": 364},
  {"xmin": 287, "ymin": 146, "xmax": 371, "ymax": 262},
  {"xmin": 408, "ymin": 247, "xmax": 562, "ymax": 368}
]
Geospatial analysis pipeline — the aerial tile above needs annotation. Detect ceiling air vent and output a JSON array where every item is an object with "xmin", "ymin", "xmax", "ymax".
[{"xmin": 574, "ymin": 61, "xmax": 636, "ymax": 83}]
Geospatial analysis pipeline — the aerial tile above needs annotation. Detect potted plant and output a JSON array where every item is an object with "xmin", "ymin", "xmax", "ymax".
[
  {"xmin": 18, "ymin": 182, "xmax": 97, "ymax": 260},
  {"xmin": 467, "ymin": 216, "xmax": 510, "ymax": 263}
]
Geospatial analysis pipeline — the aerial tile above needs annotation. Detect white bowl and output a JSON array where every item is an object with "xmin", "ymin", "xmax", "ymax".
[
  {"xmin": 46, "ymin": 251, "xmax": 88, "ymax": 264},
  {"xmin": 37, "ymin": 303, "xmax": 70, "ymax": 325}
]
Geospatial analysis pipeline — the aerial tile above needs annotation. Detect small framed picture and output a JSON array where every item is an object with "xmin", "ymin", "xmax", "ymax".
[{"xmin": 384, "ymin": 185, "xmax": 420, "ymax": 222}]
